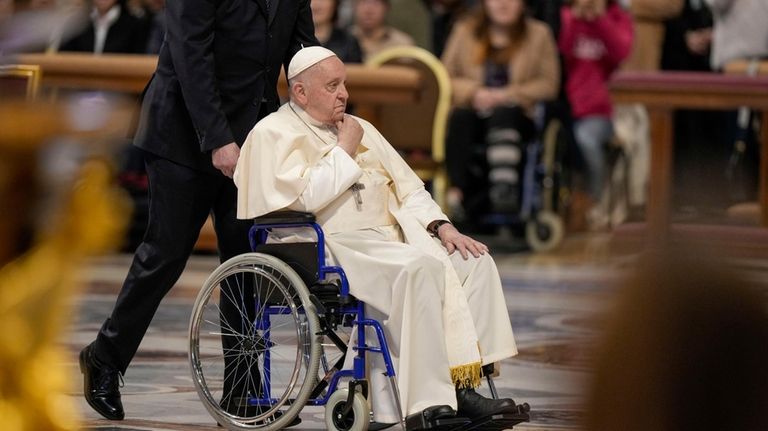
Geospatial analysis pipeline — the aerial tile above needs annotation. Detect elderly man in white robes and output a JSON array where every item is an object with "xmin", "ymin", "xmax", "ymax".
[{"xmin": 234, "ymin": 46, "xmax": 522, "ymax": 428}]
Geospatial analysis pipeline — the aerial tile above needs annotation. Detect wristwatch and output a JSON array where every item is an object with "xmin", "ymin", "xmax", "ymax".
[{"xmin": 428, "ymin": 220, "xmax": 452, "ymax": 237}]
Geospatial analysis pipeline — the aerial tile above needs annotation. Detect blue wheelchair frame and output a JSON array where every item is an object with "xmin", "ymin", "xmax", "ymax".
[{"xmin": 246, "ymin": 218, "xmax": 403, "ymax": 418}]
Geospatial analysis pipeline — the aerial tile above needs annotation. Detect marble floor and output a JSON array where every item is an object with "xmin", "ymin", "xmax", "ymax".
[{"xmin": 62, "ymin": 231, "xmax": 768, "ymax": 431}]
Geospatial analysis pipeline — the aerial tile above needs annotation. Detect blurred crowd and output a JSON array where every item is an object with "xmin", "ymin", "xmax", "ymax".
[{"xmin": 3, "ymin": 0, "xmax": 767, "ymax": 235}]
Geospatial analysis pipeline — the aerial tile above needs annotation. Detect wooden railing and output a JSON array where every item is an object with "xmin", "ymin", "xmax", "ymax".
[
  {"xmin": 610, "ymin": 71, "xmax": 768, "ymax": 242},
  {"xmin": 13, "ymin": 53, "xmax": 422, "ymax": 127}
]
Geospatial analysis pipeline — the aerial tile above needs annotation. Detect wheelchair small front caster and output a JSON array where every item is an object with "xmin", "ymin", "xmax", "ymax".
[
  {"xmin": 525, "ymin": 210, "xmax": 564, "ymax": 252},
  {"xmin": 325, "ymin": 388, "xmax": 370, "ymax": 431}
]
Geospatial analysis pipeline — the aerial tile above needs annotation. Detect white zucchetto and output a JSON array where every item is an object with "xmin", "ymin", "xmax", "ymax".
[{"xmin": 286, "ymin": 46, "xmax": 338, "ymax": 80}]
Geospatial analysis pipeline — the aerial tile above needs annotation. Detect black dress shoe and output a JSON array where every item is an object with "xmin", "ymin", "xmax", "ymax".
[
  {"xmin": 79, "ymin": 344, "xmax": 124, "ymax": 420},
  {"xmin": 456, "ymin": 388, "xmax": 517, "ymax": 420}
]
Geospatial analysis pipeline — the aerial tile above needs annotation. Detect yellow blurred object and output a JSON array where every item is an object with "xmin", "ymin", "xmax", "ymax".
[{"xmin": 0, "ymin": 161, "xmax": 130, "ymax": 431}]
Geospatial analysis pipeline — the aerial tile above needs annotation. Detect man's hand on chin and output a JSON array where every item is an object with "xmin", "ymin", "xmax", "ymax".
[
  {"xmin": 212, "ymin": 142, "xmax": 240, "ymax": 178},
  {"xmin": 336, "ymin": 114, "xmax": 363, "ymax": 157}
]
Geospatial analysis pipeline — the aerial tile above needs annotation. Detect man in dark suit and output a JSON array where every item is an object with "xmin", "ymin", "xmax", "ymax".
[
  {"xmin": 60, "ymin": 0, "xmax": 149, "ymax": 54},
  {"xmin": 78, "ymin": 0, "xmax": 318, "ymax": 421}
]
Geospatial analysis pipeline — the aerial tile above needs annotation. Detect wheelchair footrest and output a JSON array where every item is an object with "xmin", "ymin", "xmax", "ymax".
[
  {"xmin": 456, "ymin": 410, "xmax": 531, "ymax": 431},
  {"xmin": 406, "ymin": 414, "xmax": 471, "ymax": 431}
]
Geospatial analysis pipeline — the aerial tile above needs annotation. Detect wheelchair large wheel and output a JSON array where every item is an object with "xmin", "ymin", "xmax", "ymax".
[
  {"xmin": 189, "ymin": 253, "xmax": 321, "ymax": 430},
  {"xmin": 325, "ymin": 388, "xmax": 370, "ymax": 431}
]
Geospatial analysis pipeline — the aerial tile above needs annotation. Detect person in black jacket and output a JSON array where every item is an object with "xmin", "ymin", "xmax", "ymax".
[
  {"xmin": 311, "ymin": 0, "xmax": 363, "ymax": 63},
  {"xmin": 78, "ymin": 0, "xmax": 318, "ymax": 422},
  {"xmin": 60, "ymin": 0, "xmax": 148, "ymax": 54}
]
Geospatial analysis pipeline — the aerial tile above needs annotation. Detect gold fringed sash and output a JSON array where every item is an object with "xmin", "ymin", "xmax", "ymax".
[{"xmin": 450, "ymin": 361, "xmax": 482, "ymax": 389}]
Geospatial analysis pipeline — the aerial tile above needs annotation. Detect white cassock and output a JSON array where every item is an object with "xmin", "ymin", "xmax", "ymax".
[{"xmin": 234, "ymin": 101, "xmax": 517, "ymax": 422}]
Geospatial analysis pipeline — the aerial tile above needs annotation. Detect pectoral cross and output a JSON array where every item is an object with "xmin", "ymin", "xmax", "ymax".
[{"xmin": 351, "ymin": 183, "xmax": 365, "ymax": 211}]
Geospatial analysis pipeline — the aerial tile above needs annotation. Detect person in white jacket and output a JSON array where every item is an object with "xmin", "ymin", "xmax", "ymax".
[
  {"xmin": 234, "ymin": 46, "xmax": 521, "ymax": 426},
  {"xmin": 705, "ymin": 0, "xmax": 768, "ymax": 70}
]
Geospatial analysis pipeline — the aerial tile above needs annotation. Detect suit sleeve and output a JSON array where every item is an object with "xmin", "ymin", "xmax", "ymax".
[
  {"xmin": 283, "ymin": 0, "xmax": 320, "ymax": 75},
  {"xmin": 165, "ymin": 0, "xmax": 234, "ymax": 153}
]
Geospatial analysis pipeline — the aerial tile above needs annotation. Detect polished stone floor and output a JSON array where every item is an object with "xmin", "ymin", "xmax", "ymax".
[{"xmin": 63, "ymin": 231, "xmax": 768, "ymax": 431}]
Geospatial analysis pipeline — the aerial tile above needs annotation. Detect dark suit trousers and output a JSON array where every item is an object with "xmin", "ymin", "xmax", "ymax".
[{"xmin": 93, "ymin": 152, "xmax": 252, "ymax": 373}]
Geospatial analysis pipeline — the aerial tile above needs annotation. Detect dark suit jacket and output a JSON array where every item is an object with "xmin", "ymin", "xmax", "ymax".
[
  {"xmin": 60, "ymin": 7, "xmax": 149, "ymax": 54},
  {"xmin": 134, "ymin": 0, "xmax": 317, "ymax": 172}
]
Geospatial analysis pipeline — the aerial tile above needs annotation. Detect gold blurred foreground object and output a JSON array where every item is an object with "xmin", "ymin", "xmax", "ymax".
[
  {"xmin": 0, "ymin": 100, "xmax": 133, "ymax": 149},
  {"xmin": 0, "ymin": 98, "xmax": 133, "ymax": 264},
  {"xmin": 0, "ymin": 161, "xmax": 130, "ymax": 431},
  {"xmin": 0, "ymin": 97, "xmax": 131, "ymax": 430}
]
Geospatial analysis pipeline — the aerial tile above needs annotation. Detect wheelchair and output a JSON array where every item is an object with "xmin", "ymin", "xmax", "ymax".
[
  {"xmin": 480, "ymin": 103, "xmax": 569, "ymax": 253},
  {"xmin": 188, "ymin": 211, "xmax": 531, "ymax": 430}
]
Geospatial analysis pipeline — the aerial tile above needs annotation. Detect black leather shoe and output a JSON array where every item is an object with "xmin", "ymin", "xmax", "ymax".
[
  {"xmin": 79, "ymin": 344, "xmax": 124, "ymax": 420},
  {"xmin": 456, "ymin": 388, "xmax": 517, "ymax": 420}
]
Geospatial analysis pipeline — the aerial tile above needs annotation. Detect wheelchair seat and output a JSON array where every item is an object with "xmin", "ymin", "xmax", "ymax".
[
  {"xmin": 250, "ymin": 211, "xmax": 355, "ymax": 307},
  {"xmin": 252, "ymin": 210, "xmax": 316, "ymax": 225},
  {"xmin": 251, "ymin": 211, "xmax": 321, "ymax": 287},
  {"xmin": 252, "ymin": 242, "xmax": 319, "ymax": 288}
]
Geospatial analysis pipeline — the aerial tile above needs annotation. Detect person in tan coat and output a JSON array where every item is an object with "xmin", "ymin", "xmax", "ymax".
[{"xmin": 441, "ymin": 0, "xmax": 559, "ymax": 219}]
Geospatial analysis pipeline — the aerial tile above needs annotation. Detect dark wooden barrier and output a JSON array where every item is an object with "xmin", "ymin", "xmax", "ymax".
[
  {"xmin": 610, "ymin": 71, "xmax": 768, "ymax": 244},
  {"xmin": 13, "ymin": 53, "xmax": 421, "ymax": 127}
]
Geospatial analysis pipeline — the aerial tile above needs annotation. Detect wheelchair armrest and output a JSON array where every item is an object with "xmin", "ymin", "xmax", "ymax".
[{"xmin": 252, "ymin": 211, "xmax": 316, "ymax": 225}]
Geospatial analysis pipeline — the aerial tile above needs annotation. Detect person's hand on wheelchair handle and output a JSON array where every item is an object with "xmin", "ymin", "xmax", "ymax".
[{"xmin": 437, "ymin": 222, "xmax": 489, "ymax": 260}]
